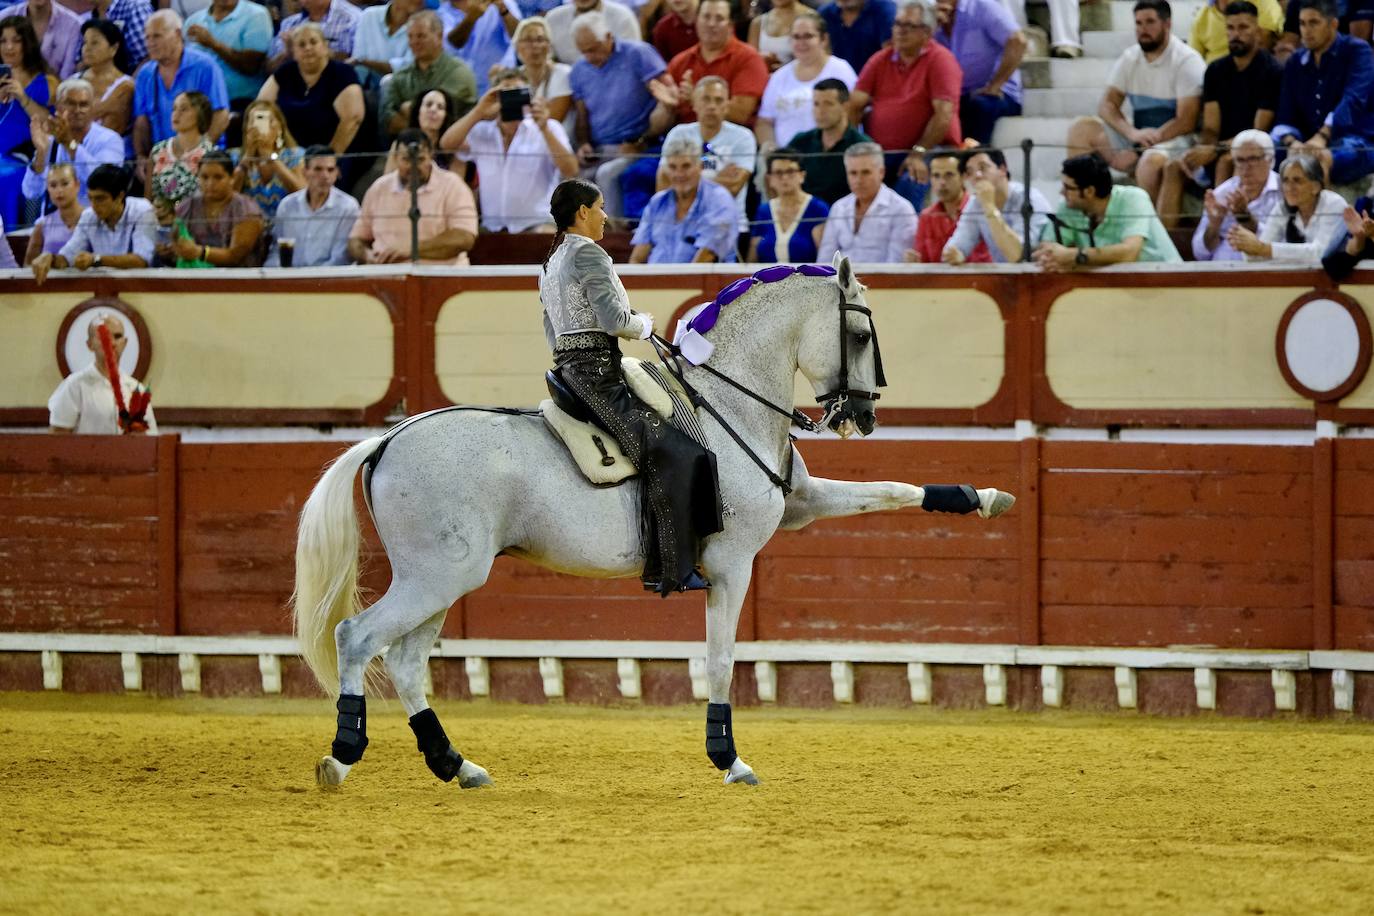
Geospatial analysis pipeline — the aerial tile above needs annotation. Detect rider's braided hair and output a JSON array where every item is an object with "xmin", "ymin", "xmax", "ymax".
[{"xmin": 543, "ymin": 178, "xmax": 603, "ymax": 270}]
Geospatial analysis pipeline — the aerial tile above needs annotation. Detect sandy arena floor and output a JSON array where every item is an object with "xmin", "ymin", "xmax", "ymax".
[{"xmin": 1, "ymin": 692, "xmax": 1371, "ymax": 914}]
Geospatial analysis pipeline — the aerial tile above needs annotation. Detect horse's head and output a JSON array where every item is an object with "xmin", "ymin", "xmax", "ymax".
[{"xmin": 798, "ymin": 253, "xmax": 885, "ymax": 438}]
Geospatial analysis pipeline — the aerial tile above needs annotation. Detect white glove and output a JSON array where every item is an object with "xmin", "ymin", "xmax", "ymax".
[{"xmin": 637, "ymin": 313, "xmax": 655, "ymax": 340}]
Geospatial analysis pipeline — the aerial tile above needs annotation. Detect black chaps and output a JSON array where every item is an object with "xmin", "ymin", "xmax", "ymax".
[{"xmin": 554, "ymin": 340, "xmax": 722, "ymax": 594}]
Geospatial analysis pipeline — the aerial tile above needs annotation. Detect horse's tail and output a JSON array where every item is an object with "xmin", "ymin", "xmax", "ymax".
[{"xmin": 291, "ymin": 436, "xmax": 383, "ymax": 697}]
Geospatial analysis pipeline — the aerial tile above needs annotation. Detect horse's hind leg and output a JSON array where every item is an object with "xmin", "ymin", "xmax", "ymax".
[
  {"xmin": 383, "ymin": 611, "xmax": 492, "ymax": 789},
  {"xmin": 316, "ymin": 574, "xmax": 480, "ymax": 788}
]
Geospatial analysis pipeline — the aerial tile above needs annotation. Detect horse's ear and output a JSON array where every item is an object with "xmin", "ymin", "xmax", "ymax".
[{"xmin": 834, "ymin": 253, "xmax": 856, "ymax": 297}]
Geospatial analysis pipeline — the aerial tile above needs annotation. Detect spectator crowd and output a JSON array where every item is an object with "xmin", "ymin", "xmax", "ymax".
[{"xmin": 1, "ymin": 0, "xmax": 1371, "ymax": 274}]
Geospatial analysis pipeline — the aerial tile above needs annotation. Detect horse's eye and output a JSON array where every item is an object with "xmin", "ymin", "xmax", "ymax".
[{"xmin": 854, "ymin": 333, "xmax": 871, "ymax": 346}]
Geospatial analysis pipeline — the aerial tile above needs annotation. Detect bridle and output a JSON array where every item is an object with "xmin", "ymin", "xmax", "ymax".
[
  {"xmin": 814, "ymin": 292, "xmax": 885, "ymax": 432},
  {"xmin": 651, "ymin": 275, "xmax": 886, "ymax": 495}
]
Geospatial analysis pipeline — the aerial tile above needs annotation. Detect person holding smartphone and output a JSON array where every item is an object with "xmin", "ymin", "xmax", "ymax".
[
  {"xmin": 440, "ymin": 68, "xmax": 577, "ymax": 232},
  {"xmin": 0, "ymin": 16, "xmax": 57, "ymax": 228}
]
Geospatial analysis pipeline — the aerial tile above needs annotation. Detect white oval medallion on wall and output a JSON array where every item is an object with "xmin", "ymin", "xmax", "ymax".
[
  {"xmin": 56, "ymin": 298, "xmax": 152, "ymax": 380},
  {"xmin": 1275, "ymin": 291, "xmax": 1371, "ymax": 402}
]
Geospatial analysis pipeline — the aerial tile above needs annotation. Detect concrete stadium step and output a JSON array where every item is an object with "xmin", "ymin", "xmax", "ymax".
[
  {"xmin": 991, "ymin": 115, "xmax": 1076, "ymax": 151},
  {"xmin": 988, "ymin": 116, "xmax": 1076, "ymax": 191},
  {"xmin": 1082, "ymin": 29, "xmax": 1136, "ymax": 58},
  {"xmin": 1072, "ymin": 0, "xmax": 1208, "ymax": 32},
  {"xmin": 1030, "ymin": 179, "xmax": 1063, "ymax": 209},
  {"xmin": 1023, "ymin": 87, "xmax": 1102, "ymax": 118},
  {"xmin": 1022, "ymin": 57, "xmax": 1115, "ymax": 90},
  {"xmin": 1007, "ymin": 149, "xmax": 1073, "ymax": 195}
]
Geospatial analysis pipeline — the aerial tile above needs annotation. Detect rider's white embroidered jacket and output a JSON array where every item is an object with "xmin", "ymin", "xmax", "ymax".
[{"xmin": 540, "ymin": 234, "xmax": 652, "ymax": 349}]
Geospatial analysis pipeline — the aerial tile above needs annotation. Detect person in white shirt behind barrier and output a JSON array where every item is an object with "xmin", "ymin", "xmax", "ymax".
[
  {"xmin": 1191, "ymin": 127, "xmax": 1282, "ymax": 261},
  {"xmin": 440, "ymin": 67, "xmax": 577, "ymax": 232},
  {"xmin": 817, "ymin": 140, "xmax": 918, "ymax": 263},
  {"xmin": 268, "ymin": 145, "xmax": 360, "ymax": 266},
  {"xmin": 48, "ymin": 313, "xmax": 157, "ymax": 435},
  {"xmin": 1225, "ymin": 153, "xmax": 1347, "ymax": 265}
]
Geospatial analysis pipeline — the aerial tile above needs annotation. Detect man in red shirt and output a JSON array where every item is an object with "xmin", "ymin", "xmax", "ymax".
[
  {"xmin": 653, "ymin": 0, "xmax": 700, "ymax": 62},
  {"xmin": 660, "ymin": 0, "xmax": 770, "ymax": 127},
  {"xmin": 906, "ymin": 147, "xmax": 991, "ymax": 262},
  {"xmin": 848, "ymin": 0, "xmax": 962, "ymax": 177}
]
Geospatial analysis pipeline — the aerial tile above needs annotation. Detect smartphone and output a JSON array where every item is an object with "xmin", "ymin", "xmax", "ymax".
[
  {"xmin": 0, "ymin": 65, "xmax": 11, "ymax": 81},
  {"xmin": 248, "ymin": 108, "xmax": 273, "ymax": 132},
  {"xmin": 499, "ymin": 87, "xmax": 531, "ymax": 123}
]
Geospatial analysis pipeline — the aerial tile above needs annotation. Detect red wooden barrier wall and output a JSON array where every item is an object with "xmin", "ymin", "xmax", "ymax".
[
  {"xmin": 2, "ymin": 434, "xmax": 1370, "ymax": 652},
  {"xmin": 0, "ymin": 436, "xmax": 175, "ymax": 633},
  {"xmin": 1336, "ymin": 440, "xmax": 1374, "ymax": 650}
]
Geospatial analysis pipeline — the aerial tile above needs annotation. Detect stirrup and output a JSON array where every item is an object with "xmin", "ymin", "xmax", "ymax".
[{"xmin": 642, "ymin": 569, "xmax": 711, "ymax": 594}]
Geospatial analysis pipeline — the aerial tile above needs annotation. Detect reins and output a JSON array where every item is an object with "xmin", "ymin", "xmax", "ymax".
[
  {"xmin": 647, "ymin": 279, "xmax": 883, "ymax": 498},
  {"xmin": 649, "ymin": 332, "xmax": 802, "ymax": 495}
]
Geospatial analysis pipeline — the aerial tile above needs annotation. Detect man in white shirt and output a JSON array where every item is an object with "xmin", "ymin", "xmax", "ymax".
[
  {"xmin": 547, "ymin": 0, "xmax": 642, "ymax": 64},
  {"xmin": 269, "ymin": 146, "xmax": 361, "ymax": 266},
  {"xmin": 657, "ymin": 76, "xmax": 755, "ymax": 229},
  {"xmin": 1064, "ymin": 0, "xmax": 1204, "ymax": 216},
  {"xmin": 49, "ymin": 314, "xmax": 158, "ymax": 435},
  {"xmin": 440, "ymin": 69, "xmax": 578, "ymax": 232},
  {"xmin": 1191, "ymin": 129, "xmax": 1282, "ymax": 261},
  {"xmin": 22, "ymin": 79, "xmax": 124, "ymax": 207},
  {"xmin": 818, "ymin": 141, "xmax": 918, "ymax": 263}
]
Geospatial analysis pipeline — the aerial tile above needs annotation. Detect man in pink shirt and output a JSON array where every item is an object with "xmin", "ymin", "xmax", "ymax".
[
  {"xmin": 348, "ymin": 129, "xmax": 478, "ymax": 266},
  {"xmin": 848, "ymin": 0, "xmax": 962, "ymax": 178}
]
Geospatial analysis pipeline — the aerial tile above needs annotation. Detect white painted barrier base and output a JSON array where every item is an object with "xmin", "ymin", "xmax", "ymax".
[{"xmin": 4, "ymin": 633, "xmax": 1370, "ymax": 713}]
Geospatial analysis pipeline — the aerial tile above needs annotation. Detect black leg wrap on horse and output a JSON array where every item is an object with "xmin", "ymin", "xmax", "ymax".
[
  {"xmin": 705, "ymin": 702, "xmax": 737, "ymax": 771},
  {"xmin": 331, "ymin": 694, "xmax": 369, "ymax": 765},
  {"xmin": 921, "ymin": 484, "xmax": 980, "ymax": 514},
  {"xmin": 409, "ymin": 708, "xmax": 464, "ymax": 783}
]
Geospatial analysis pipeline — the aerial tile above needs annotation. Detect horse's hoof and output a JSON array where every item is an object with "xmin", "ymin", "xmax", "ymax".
[
  {"xmin": 977, "ymin": 488, "xmax": 1016, "ymax": 519},
  {"xmin": 723, "ymin": 759, "xmax": 760, "ymax": 786},
  {"xmin": 457, "ymin": 759, "xmax": 492, "ymax": 789},
  {"xmin": 316, "ymin": 755, "xmax": 351, "ymax": 788}
]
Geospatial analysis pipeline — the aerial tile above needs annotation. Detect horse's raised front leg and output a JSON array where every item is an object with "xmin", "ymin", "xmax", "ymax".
[
  {"xmin": 779, "ymin": 448, "xmax": 1015, "ymax": 531},
  {"xmin": 701, "ymin": 553, "xmax": 761, "ymax": 786}
]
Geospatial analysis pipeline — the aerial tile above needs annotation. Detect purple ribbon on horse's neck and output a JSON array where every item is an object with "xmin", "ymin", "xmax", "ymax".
[{"xmin": 682, "ymin": 264, "xmax": 838, "ymax": 342}]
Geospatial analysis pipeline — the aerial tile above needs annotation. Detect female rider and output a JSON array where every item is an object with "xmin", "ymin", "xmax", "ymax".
[{"xmin": 540, "ymin": 178, "xmax": 720, "ymax": 595}]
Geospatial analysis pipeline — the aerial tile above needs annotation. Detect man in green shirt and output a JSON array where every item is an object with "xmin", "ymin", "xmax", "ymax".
[
  {"xmin": 380, "ymin": 9, "xmax": 478, "ymax": 140},
  {"xmin": 1034, "ymin": 152, "xmax": 1182, "ymax": 270}
]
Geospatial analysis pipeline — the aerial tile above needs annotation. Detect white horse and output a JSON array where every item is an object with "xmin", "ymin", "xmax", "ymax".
[{"xmin": 293, "ymin": 255, "xmax": 1014, "ymax": 789}]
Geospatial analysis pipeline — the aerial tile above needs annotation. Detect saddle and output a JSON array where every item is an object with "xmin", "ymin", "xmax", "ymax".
[{"xmin": 541, "ymin": 357, "xmax": 696, "ymax": 486}]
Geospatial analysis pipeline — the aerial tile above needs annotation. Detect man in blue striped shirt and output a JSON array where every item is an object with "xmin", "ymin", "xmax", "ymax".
[{"xmin": 31, "ymin": 164, "xmax": 157, "ymax": 284}]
